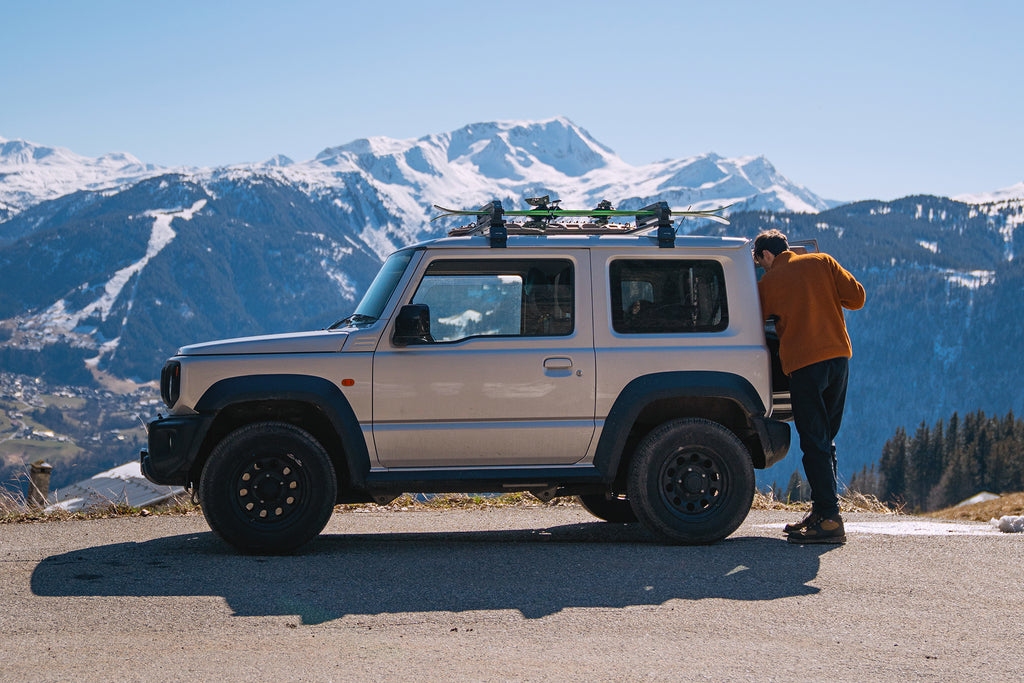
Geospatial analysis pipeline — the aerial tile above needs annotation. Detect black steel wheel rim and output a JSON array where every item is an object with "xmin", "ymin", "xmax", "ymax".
[
  {"xmin": 658, "ymin": 446, "xmax": 727, "ymax": 519},
  {"xmin": 232, "ymin": 452, "xmax": 307, "ymax": 526}
]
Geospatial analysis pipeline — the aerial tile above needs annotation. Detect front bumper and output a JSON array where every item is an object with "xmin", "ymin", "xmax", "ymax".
[{"xmin": 140, "ymin": 414, "xmax": 211, "ymax": 486}]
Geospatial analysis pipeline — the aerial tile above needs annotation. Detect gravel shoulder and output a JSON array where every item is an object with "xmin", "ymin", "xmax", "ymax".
[{"xmin": 1, "ymin": 507, "xmax": 1022, "ymax": 681}]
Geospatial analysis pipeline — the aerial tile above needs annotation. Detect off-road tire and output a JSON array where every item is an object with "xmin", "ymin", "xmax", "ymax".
[
  {"xmin": 577, "ymin": 493, "xmax": 638, "ymax": 523},
  {"xmin": 627, "ymin": 418, "xmax": 754, "ymax": 544},
  {"xmin": 199, "ymin": 421, "xmax": 337, "ymax": 554}
]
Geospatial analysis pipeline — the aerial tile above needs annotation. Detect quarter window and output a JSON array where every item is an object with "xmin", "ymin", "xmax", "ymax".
[
  {"xmin": 411, "ymin": 259, "xmax": 574, "ymax": 342},
  {"xmin": 610, "ymin": 259, "xmax": 728, "ymax": 334}
]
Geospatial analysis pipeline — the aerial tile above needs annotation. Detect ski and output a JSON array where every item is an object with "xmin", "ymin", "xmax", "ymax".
[{"xmin": 431, "ymin": 203, "xmax": 731, "ymax": 225}]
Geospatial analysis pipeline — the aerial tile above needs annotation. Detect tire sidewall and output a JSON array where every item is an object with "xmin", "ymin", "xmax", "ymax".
[
  {"xmin": 199, "ymin": 421, "xmax": 337, "ymax": 554},
  {"xmin": 628, "ymin": 418, "xmax": 754, "ymax": 544}
]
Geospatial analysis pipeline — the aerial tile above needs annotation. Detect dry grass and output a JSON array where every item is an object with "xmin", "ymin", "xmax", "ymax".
[
  {"xmin": 925, "ymin": 491, "xmax": 1024, "ymax": 523},
  {"xmin": 0, "ymin": 489, "xmax": 200, "ymax": 524},
  {"xmin": 751, "ymin": 488, "xmax": 900, "ymax": 515},
  {"xmin": 338, "ymin": 492, "xmax": 581, "ymax": 513},
  {"xmin": 2, "ymin": 488, "xmax": 902, "ymax": 524}
]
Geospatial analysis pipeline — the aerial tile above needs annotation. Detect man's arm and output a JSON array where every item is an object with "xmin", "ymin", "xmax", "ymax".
[{"xmin": 830, "ymin": 256, "xmax": 865, "ymax": 310}]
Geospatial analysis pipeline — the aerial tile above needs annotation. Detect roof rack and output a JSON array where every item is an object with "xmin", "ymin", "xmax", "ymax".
[{"xmin": 433, "ymin": 197, "xmax": 730, "ymax": 248}]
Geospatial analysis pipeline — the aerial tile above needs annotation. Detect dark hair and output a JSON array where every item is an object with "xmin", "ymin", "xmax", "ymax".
[{"xmin": 753, "ymin": 229, "xmax": 789, "ymax": 259}]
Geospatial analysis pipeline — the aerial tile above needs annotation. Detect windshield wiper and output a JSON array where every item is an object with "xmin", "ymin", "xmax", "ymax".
[{"xmin": 328, "ymin": 313, "xmax": 378, "ymax": 330}]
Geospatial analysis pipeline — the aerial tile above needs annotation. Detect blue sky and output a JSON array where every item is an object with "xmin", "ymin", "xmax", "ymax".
[{"xmin": 2, "ymin": 0, "xmax": 1020, "ymax": 202}]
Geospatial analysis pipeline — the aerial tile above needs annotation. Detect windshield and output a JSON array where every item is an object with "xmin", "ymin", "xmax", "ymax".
[{"xmin": 329, "ymin": 249, "xmax": 416, "ymax": 329}]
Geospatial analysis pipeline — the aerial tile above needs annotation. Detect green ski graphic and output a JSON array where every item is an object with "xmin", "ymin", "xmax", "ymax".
[{"xmin": 431, "ymin": 200, "xmax": 731, "ymax": 225}]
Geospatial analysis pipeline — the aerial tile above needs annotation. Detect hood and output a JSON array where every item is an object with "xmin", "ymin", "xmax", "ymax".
[{"xmin": 178, "ymin": 329, "xmax": 349, "ymax": 356}]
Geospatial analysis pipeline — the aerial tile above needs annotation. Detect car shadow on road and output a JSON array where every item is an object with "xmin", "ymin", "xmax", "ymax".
[{"xmin": 31, "ymin": 521, "xmax": 837, "ymax": 623}]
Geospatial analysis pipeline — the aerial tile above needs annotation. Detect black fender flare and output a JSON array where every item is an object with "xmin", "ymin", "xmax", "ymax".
[
  {"xmin": 195, "ymin": 374, "xmax": 371, "ymax": 488},
  {"xmin": 593, "ymin": 371, "xmax": 769, "ymax": 478}
]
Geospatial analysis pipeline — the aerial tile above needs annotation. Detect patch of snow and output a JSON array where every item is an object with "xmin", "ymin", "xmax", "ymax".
[
  {"xmin": 45, "ymin": 461, "xmax": 184, "ymax": 513},
  {"xmin": 957, "ymin": 491, "xmax": 1001, "ymax": 507},
  {"xmin": 991, "ymin": 515, "xmax": 1024, "ymax": 533},
  {"xmin": 944, "ymin": 269, "xmax": 995, "ymax": 289},
  {"xmin": 918, "ymin": 239, "xmax": 938, "ymax": 253},
  {"xmin": 83, "ymin": 199, "xmax": 206, "ymax": 322},
  {"xmin": 439, "ymin": 310, "xmax": 483, "ymax": 327},
  {"xmin": 843, "ymin": 520, "xmax": 1004, "ymax": 536},
  {"xmin": 759, "ymin": 520, "xmax": 1003, "ymax": 536}
]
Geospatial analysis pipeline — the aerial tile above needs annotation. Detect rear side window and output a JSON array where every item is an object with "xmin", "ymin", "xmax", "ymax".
[
  {"xmin": 411, "ymin": 259, "xmax": 574, "ymax": 342},
  {"xmin": 610, "ymin": 259, "xmax": 728, "ymax": 334}
]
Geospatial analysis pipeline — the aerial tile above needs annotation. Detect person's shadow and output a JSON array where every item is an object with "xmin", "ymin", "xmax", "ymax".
[{"xmin": 31, "ymin": 521, "xmax": 837, "ymax": 624}]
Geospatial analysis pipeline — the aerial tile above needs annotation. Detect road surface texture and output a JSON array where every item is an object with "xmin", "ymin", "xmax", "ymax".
[{"xmin": 1, "ymin": 507, "xmax": 1021, "ymax": 681}]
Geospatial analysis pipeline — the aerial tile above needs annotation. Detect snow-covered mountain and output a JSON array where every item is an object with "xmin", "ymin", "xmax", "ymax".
[
  {"xmin": 2, "ymin": 119, "xmax": 1023, "ymax": 497},
  {"xmin": 1, "ymin": 116, "xmax": 1020, "ymax": 388},
  {"xmin": 954, "ymin": 181, "xmax": 1024, "ymax": 205},
  {"xmin": 0, "ymin": 136, "xmax": 165, "ymax": 221},
  {"xmin": 248, "ymin": 117, "xmax": 833, "ymax": 242},
  {"xmin": 0, "ymin": 118, "xmax": 828, "ymax": 234}
]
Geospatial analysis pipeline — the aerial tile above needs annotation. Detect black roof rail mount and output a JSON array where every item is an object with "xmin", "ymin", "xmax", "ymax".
[
  {"xmin": 636, "ymin": 201, "xmax": 675, "ymax": 248},
  {"xmin": 474, "ymin": 200, "xmax": 507, "ymax": 248}
]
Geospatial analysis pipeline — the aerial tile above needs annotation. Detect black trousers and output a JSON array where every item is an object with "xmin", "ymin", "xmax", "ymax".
[{"xmin": 789, "ymin": 357, "xmax": 849, "ymax": 517}]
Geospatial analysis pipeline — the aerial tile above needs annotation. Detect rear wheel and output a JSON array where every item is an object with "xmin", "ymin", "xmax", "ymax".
[
  {"xmin": 199, "ymin": 421, "xmax": 337, "ymax": 554},
  {"xmin": 627, "ymin": 418, "xmax": 754, "ymax": 544},
  {"xmin": 577, "ymin": 493, "xmax": 638, "ymax": 523}
]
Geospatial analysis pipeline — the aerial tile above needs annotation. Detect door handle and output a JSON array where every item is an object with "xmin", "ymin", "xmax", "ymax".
[{"xmin": 543, "ymin": 357, "xmax": 573, "ymax": 370}]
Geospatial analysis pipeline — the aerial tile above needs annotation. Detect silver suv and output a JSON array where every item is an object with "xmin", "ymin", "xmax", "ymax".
[{"xmin": 142, "ymin": 201, "xmax": 790, "ymax": 553}]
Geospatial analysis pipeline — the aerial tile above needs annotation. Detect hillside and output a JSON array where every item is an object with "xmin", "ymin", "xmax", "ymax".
[{"xmin": 1, "ymin": 119, "xmax": 1022, "ymax": 494}]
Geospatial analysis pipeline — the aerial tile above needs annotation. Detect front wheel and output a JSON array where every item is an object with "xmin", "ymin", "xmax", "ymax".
[
  {"xmin": 627, "ymin": 418, "xmax": 754, "ymax": 544},
  {"xmin": 199, "ymin": 422, "xmax": 337, "ymax": 554}
]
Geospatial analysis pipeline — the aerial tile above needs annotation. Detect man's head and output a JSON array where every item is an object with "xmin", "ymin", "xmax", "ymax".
[{"xmin": 753, "ymin": 229, "xmax": 789, "ymax": 270}]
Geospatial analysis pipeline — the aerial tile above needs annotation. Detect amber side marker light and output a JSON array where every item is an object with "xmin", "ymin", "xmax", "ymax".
[{"xmin": 341, "ymin": 379, "xmax": 355, "ymax": 387}]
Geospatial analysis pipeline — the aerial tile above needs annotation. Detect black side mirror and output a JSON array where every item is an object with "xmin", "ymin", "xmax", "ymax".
[{"xmin": 393, "ymin": 304, "xmax": 432, "ymax": 346}]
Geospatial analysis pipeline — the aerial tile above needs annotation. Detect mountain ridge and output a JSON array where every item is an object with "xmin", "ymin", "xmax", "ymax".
[{"xmin": 1, "ymin": 119, "xmax": 1023, "ymax": 494}]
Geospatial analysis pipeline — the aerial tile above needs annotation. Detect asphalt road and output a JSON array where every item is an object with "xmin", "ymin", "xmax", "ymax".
[{"xmin": 1, "ymin": 507, "xmax": 1022, "ymax": 682}]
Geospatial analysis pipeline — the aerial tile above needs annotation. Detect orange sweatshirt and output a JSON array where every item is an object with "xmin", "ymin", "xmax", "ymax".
[{"xmin": 757, "ymin": 251, "xmax": 866, "ymax": 375}]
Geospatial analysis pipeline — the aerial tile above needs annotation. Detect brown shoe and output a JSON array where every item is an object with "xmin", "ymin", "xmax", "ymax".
[
  {"xmin": 788, "ymin": 514, "xmax": 846, "ymax": 544},
  {"xmin": 783, "ymin": 511, "xmax": 822, "ymax": 535}
]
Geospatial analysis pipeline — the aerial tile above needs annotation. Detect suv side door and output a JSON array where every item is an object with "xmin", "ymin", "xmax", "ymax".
[{"xmin": 371, "ymin": 249, "xmax": 597, "ymax": 467}]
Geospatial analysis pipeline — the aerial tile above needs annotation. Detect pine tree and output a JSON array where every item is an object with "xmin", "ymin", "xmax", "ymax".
[
  {"xmin": 878, "ymin": 426, "xmax": 908, "ymax": 504},
  {"xmin": 785, "ymin": 471, "xmax": 807, "ymax": 503}
]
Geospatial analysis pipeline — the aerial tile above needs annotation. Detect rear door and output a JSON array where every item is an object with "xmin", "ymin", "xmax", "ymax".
[{"xmin": 758, "ymin": 239, "xmax": 819, "ymax": 420}]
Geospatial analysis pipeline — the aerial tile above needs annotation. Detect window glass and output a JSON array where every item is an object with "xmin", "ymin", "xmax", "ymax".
[
  {"xmin": 610, "ymin": 259, "xmax": 728, "ymax": 334},
  {"xmin": 411, "ymin": 259, "xmax": 574, "ymax": 342},
  {"xmin": 353, "ymin": 249, "xmax": 416, "ymax": 319}
]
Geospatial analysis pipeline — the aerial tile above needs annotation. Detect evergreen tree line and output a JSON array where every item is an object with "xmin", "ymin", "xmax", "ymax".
[{"xmin": 847, "ymin": 410, "xmax": 1024, "ymax": 512}]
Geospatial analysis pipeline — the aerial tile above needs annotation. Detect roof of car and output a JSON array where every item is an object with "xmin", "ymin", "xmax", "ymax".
[{"xmin": 407, "ymin": 232, "xmax": 751, "ymax": 252}]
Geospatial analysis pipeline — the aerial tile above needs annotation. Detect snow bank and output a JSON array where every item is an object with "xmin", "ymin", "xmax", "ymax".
[{"xmin": 990, "ymin": 515, "xmax": 1024, "ymax": 533}]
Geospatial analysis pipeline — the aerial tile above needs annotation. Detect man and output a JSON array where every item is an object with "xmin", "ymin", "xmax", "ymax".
[{"xmin": 754, "ymin": 229, "xmax": 865, "ymax": 544}]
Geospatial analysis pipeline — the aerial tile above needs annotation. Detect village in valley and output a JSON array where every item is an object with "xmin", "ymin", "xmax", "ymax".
[{"xmin": 0, "ymin": 371, "xmax": 160, "ymax": 495}]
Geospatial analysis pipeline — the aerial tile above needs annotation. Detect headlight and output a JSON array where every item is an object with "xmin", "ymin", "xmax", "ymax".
[{"xmin": 160, "ymin": 361, "xmax": 181, "ymax": 408}]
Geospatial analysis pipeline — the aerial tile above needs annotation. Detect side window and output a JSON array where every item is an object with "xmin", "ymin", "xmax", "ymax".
[
  {"xmin": 610, "ymin": 259, "xmax": 728, "ymax": 334},
  {"xmin": 411, "ymin": 259, "xmax": 574, "ymax": 342}
]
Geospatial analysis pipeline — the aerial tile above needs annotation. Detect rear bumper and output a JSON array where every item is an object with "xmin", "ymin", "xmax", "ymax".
[
  {"xmin": 751, "ymin": 416, "xmax": 791, "ymax": 469},
  {"xmin": 140, "ymin": 414, "xmax": 211, "ymax": 486}
]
